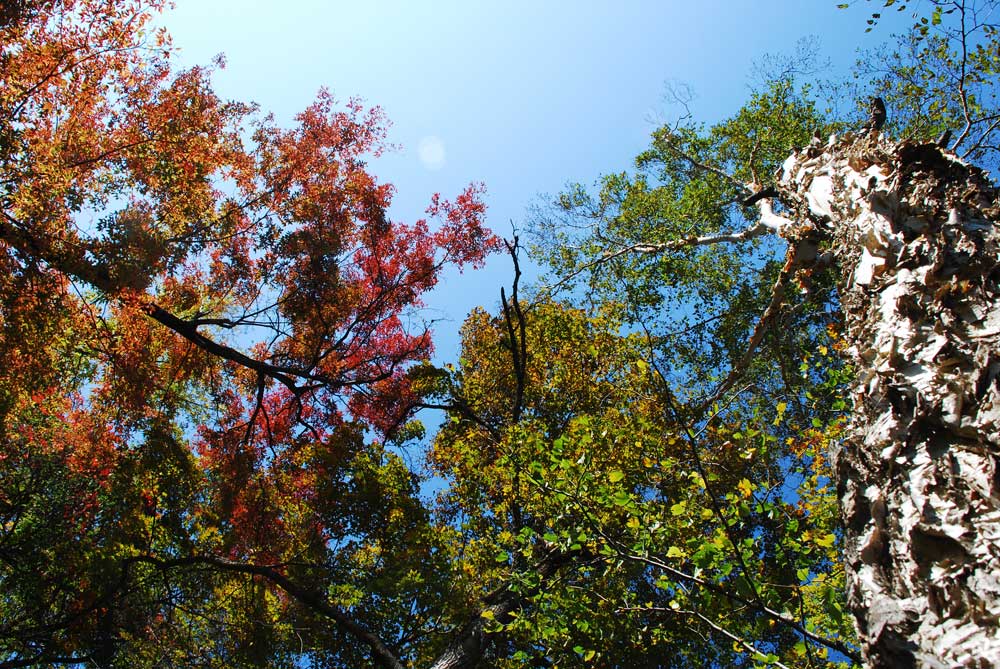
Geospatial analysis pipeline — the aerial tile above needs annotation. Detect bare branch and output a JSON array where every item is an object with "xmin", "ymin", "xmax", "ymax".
[
  {"xmin": 688, "ymin": 609, "xmax": 795, "ymax": 669},
  {"xmin": 500, "ymin": 236, "xmax": 527, "ymax": 424},
  {"xmin": 0, "ymin": 655, "xmax": 94, "ymax": 669},
  {"xmin": 756, "ymin": 196, "xmax": 797, "ymax": 233},
  {"xmin": 622, "ymin": 552, "xmax": 860, "ymax": 662},
  {"xmin": 953, "ymin": 1, "xmax": 976, "ymax": 150},
  {"xmin": 616, "ymin": 605, "xmax": 795, "ymax": 669},
  {"xmin": 962, "ymin": 115, "xmax": 1000, "ymax": 158},
  {"xmin": 534, "ymin": 221, "xmax": 779, "ymax": 306}
]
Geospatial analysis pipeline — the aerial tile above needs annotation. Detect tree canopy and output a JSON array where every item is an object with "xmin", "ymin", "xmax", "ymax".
[{"xmin": 1, "ymin": 1, "xmax": 999, "ymax": 668}]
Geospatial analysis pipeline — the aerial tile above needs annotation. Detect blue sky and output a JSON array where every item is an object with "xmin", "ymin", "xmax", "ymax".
[{"xmin": 162, "ymin": 1, "xmax": 908, "ymax": 359}]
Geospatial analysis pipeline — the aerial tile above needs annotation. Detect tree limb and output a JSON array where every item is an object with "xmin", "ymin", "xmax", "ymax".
[
  {"xmin": 0, "ymin": 210, "xmax": 340, "ymax": 394},
  {"xmin": 534, "ymin": 221, "xmax": 780, "ymax": 306},
  {"xmin": 500, "ymin": 236, "xmax": 527, "ymax": 424},
  {"xmin": 660, "ymin": 141, "xmax": 753, "ymax": 195},
  {"xmin": 129, "ymin": 554, "xmax": 406, "ymax": 669},
  {"xmin": 427, "ymin": 545, "xmax": 580, "ymax": 669},
  {"xmin": 0, "ymin": 655, "xmax": 94, "ymax": 669}
]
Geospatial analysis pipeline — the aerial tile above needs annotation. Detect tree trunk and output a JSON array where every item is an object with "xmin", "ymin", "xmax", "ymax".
[{"xmin": 780, "ymin": 135, "xmax": 1000, "ymax": 667}]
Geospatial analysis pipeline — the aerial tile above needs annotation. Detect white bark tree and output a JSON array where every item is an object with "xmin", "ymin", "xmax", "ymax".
[
  {"xmin": 565, "ymin": 127, "xmax": 1000, "ymax": 666},
  {"xmin": 770, "ymin": 132, "xmax": 1000, "ymax": 667}
]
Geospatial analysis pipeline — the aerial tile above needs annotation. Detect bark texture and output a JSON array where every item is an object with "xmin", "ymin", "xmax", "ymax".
[{"xmin": 780, "ymin": 135, "xmax": 1000, "ymax": 667}]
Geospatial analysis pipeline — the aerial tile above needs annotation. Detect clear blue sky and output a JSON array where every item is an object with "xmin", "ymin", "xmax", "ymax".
[{"xmin": 161, "ymin": 1, "xmax": 908, "ymax": 359}]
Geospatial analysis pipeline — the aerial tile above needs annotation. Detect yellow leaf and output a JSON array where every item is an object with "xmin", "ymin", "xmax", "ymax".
[
  {"xmin": 815, "ymin": 533, "xmax": 837, "ymax": 548},
  {"xmin": 773, "ymin": 401, "xmax": 788, "ymax": 426}
]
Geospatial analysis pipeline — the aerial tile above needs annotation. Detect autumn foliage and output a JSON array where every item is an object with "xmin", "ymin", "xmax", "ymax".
[
  {"xmin": 1, "ymin": 1, "xmax": 496, "ymax": 663},
  {"xmin": 5, "ymin": 1, "xmax": 949, "ymax": 667}
]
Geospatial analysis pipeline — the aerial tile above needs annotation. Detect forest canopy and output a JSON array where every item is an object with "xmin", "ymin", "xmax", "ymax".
[{"xmin": 1, "ymin": 1, "xmax": 999, "ymax": 668}]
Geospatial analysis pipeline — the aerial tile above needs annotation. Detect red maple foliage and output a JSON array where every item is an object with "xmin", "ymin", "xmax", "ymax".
[{"xmin": 0, "ymin": 3, "xmax": 498, "ymax": 659}]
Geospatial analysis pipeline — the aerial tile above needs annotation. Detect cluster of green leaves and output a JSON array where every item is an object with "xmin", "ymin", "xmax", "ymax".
[
  {"xmin": 843, "ymin": 1, "xmax": 1000, "ymax": 170},
  {"xmin": 425, "ymin": 301, "xmax": 857, "ymax": 667},
  {"xmin": 528, "ymin": 75, "xmax": 839, "ymax": 409}
]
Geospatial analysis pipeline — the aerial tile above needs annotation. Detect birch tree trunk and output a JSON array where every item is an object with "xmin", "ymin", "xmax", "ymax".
[{"xmin": 779, "ymin": 135, "xmax": 1000, "ymax": 667}]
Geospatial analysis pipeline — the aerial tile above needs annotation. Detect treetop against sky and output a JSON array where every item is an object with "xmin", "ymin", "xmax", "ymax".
[
  {"xmin": 4, "ymin": 1, "xmax": 996, "ymax": 667},
  {"xmin": 160, "ymin": 1, "xmax": 910, "ymax": 346}
]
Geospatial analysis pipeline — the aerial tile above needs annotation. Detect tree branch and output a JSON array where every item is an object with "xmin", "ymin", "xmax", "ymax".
[
  {"xmin": 694, "ymin": 247, "xmax": 793, "ymax": 415},
  {"xmin": 0, "ymin": 210, "xmax": 341, "ymax": 394},
  {"xmin": 427, "ymin": 545, "xmax": 581, "ymax": 669},
  {"xmin": 615, "ymin": 605, "xmax": 795, "ymax": 669},
  {"xmin": 952, "ymin": 1, "xmax": 975, "ymax": 150},
  {"xmin": 129, "ymin": 554, "xmax": 406, "ymax": 669},
  {"xmin": 661, "ymin": 141, "xmax": 753, "ymax": 195},
  {"xmin": 500, "ymin": 236, "xmax": 527, "ymax": 424},
  {"xmin": 0, "ymin": 655, "xmax": 94, "ymax": 669},
  {"xmin": 618, "ymin": 546, "xmax": 860, "ymax": 662},
  {"xmin": 534, "ymin": 221, "xmax": 779, "ymax": 306}
]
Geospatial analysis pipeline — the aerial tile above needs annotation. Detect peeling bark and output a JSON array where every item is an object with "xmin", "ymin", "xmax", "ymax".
[{"xmin": 780, "ymin": 135, "xmax": 1000, "ymax": 667}]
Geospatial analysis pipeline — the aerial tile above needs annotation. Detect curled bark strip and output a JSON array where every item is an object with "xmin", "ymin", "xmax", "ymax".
[{"xmin": 781, "ymin": 135, "xmax": 1000, "ymax": 668}]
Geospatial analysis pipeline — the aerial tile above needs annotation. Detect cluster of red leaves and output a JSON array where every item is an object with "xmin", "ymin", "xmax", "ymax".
[{"xmin": 0, "ymin": 0, "xmax": 498, "ymax": 571}]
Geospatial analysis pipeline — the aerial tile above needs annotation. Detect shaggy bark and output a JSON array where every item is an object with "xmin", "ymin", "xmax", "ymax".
[{"xmin": 779, "ymin": 134, "xmax": 1000, "ymax": 667}]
